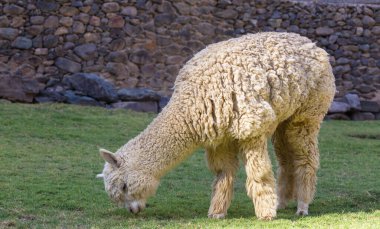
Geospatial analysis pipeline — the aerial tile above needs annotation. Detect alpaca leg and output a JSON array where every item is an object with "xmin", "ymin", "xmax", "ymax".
[
  {"xmin": 294, "ymin": 131, "xmax": 320, "ymax": 216},
  {"xmin": 206, "ymin": 143, "xmax": 239, "ymax": 219},
  {"xmin": 281, "ymin": 116, "xmax": 324, "ymax": 216},
  {"xmin": 241, "ymin": 138, "xmax": 277, "ymax": 220},
  {"xmin": 272, "ymin": 122, "xmax": 296, "ymax": 210}
]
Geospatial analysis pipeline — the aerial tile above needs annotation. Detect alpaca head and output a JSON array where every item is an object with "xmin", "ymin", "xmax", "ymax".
[{"xmin": 97, "ymin": 148, "xmax": 159, "ymax": 214}]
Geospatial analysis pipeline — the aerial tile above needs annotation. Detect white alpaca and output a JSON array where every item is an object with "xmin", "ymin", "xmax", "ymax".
[{"xmin": 97, "ymin": 32, "xmax": 335, "ymax": 219}]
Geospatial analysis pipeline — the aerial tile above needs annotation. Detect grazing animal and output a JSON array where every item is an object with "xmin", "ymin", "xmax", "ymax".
[{"xmin": 97, "ymin": 32, "xmax": 335, "ymax": 220}]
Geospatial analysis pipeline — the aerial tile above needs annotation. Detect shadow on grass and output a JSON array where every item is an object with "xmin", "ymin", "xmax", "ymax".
[
  {"xmin": 102, "ymin": 191, "xmax": 379, "ymax": 221},
  {"xmin": 348, "ymin": 133, "xmax": 380, "ymax": 140},
  {"xmin": 229, "ymin": 191, "xmax": 379, "ymax": 220}
]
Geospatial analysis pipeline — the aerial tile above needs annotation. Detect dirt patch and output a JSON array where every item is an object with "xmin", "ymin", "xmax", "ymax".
[
  {"xmin": 348, "ymin": 134, "xmax": 380, "ymax": 140},
  {"xmin": 0, "ymin": 220, "xmax": 16, "ymax": 228},
  {"xmin": 18, "ymin": 215, "xmax": 36, "ymax": 222}
]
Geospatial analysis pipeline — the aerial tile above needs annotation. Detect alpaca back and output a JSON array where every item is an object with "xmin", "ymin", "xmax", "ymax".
[{"xmin": 172, "ymin": 32, "xmax": 335, "ymax": 142}]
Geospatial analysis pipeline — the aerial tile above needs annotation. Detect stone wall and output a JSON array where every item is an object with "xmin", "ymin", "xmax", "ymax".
[
  {"xmin": 293, "ymin": 0, "xmax": 380, "ymax": 4},
  {"xmin": 0, "ymin": 0, "xmax": 379, "ymax": 117},
  {"xmin": 291, "ymin": 0, "xmax": 380, "ymax": 5}
]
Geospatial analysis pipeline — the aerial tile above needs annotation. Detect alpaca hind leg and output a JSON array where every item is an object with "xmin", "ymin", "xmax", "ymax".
[
  {"xmin": 272, "ymin": 122, "xmax": 296, "ymax": 210},
  {"xmin": 206, "ymin": 143, "xmax": 239, "ymax": 219},
  {"xmin": 241, "ymin": 138, "xmax": 277, "ymax": 220},
  {"xmin": 282, "ymin": 115, "xmax": 324, "ymax": 216}
]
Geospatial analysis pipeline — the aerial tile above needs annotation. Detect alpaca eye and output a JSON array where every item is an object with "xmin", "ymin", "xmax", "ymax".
[{"xmin": 122, "ymin": 184, "xmax": 127, "ymax": 192}]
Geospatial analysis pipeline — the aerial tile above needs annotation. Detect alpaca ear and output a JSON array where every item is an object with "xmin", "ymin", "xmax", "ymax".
[
  {"xmin": 96, "ymin": 174, "xmax": 104, "ymax": 179},
  {"xmin": 99, "ymin": 148, "xmax": 120, "ymax": 168}
]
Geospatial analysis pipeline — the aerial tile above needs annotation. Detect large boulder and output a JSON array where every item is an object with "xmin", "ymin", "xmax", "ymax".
[
  {"xmin": 35, "ymin": 87, "xmax": 66, "ymax": 103},
  {"xmin": 111, "ymin": 101, "xmax": 158, "ymax": 113},
  {"xmin": 117, "ymin": 88, "xmax": 161, "ymax": 101},
  {"xmin": 376, "ymin": 113, "xmax": 380, "ymax": 120},
  {"xmin": 63, "ymin": 73, "xmax": 118, "ymax": 103},
  {"xmin": 360, "ymin": 101, "xmax": 380, "ymax": 113},
  {"xmin": 0, "ymin": 74, "xmax": 43, "ymax": 102},
  {"xmin": 326, "ymin": 113, "xmax": 351, "ymax": 120},
  {"xmin": 351, "ymin": 112, "xmax": 375, "ymax": 121},
  {"xmin": 328, "ymin": 101, "xmax": 350, "ymax": 113},
  {"xmin": 344, "ymin": 93, "xmax": 361, "ymax": 111},
  {"xmin": 64, "ymin": 90, "xmax": 102, "ymax": 106},
  {"xmin": 159, "ymin": 96, "xmax": 170, "ymax": 112}
]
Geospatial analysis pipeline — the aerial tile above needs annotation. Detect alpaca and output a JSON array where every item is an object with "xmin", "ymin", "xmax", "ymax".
[{"xmin": 97, "ymin": 32, "xmax": 335, "ymax": 220}]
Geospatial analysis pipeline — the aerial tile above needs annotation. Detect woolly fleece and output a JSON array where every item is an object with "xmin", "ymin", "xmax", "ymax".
[{"xmin": 98, "ymin": 32, "xmax": 336, "ymax": 220}]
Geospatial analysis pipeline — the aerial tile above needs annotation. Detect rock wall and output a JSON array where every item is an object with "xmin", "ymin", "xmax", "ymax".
[{"xmin": 0, "ymin": 0, "xmax": 379, "ymax": 117}]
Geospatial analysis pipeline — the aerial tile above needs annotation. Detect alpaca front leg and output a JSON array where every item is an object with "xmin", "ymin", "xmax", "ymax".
[
  {"xmin": 241, "ymin": 139, "xmax": 277, "ymax": 220},
  {"xmin": 206, "ymin": 145, "xmax": 239, "ymax": 219}
]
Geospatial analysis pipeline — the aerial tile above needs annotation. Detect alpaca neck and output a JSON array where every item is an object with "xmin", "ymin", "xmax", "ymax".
[{"xmin": 122, "ymin": 103, "xmax": 197, "ymax": 179}]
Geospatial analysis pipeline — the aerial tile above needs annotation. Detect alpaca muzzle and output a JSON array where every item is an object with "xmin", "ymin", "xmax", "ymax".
[{"xmin": 127, "ymin": 200, "xmax": 145, "ymax": 214}]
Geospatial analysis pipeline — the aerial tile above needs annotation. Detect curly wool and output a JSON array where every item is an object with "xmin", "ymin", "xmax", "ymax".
[{"xmin": 99, "ymin": 32, "xmax": 336, "ymax": 219}]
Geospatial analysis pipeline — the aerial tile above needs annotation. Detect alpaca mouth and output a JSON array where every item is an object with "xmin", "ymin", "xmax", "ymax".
[{"xmin": 126, "ymin": 200, "xmax": 146, "ymax": 214}]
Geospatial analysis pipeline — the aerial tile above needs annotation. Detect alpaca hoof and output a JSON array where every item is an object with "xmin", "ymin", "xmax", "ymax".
[
  {"xmin": 296, "ymin": 201, "xmax": 309, "ymax": 216},
  {"xmin": 296, "ymin": 209, "xmax": 308, "ymax": 216},
  {"xmin": 258, "ymin": 215, "xmax": 275, "ymax": 221},
  {"xmin": 277, "ymin": 202, "xmax": 287, "ymax": 210},
  {"xmin": 255, "ymin": 197, "xmax": 277, "ymax": 220},
  {"xmin": 256, "ymin": 208, "xmax": 277, "ymax": 221},
  {"xmin": 208, "ymin": 213, "xmax": 226, "ymax": 219}
]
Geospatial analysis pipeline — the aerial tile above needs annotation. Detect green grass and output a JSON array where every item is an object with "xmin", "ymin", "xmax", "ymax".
[{"xmin": 0, "ymin": 103, "xmax": 379, "ymax": 228}]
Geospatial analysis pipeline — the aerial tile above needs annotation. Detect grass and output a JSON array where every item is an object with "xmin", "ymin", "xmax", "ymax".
[{"xmin": 0, "ymin": 102, "xmax": 379, "ymax": 228}]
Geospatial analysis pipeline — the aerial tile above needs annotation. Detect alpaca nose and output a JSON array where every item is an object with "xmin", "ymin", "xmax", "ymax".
[
  {"xmin": 128, "ymin": 205, "xmax": 141, "ymax": 214},
  {"xmin": 127, "ymin": 201, "xmax": 145, "ymax": 214}
]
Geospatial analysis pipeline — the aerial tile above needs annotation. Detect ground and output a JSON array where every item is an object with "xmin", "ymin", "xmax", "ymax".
[{"xmin": 0, "ymin": 103, "xmax": 379, "ymax": 228}]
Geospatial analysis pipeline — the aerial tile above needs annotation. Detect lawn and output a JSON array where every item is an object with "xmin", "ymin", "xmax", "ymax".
[{"xmin": 0, "ymin": 102, "xmax": 379, "ymax": 228}]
